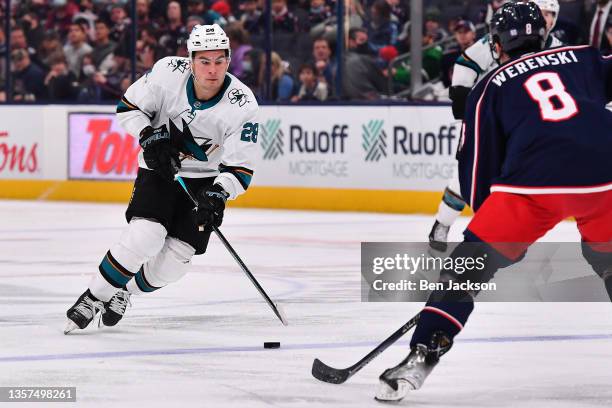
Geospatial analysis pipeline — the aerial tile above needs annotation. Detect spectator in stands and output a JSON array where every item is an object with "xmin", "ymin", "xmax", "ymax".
[
  {"xmin": 18, "ymin": 0, "xmax": 49, "ymax": 21},
  {"xmin": 148, "ymin": 0, "xmax": 169, "ymax": 23},
  {"xmin": 306, "ymin": 0, "xmax": 332, "ymax": 31},
  {"xmin": 589, "ymin": 0, "xmax": 611, "ymax": 54},
  {"xmin": 367, "ymin": 0, "xmax": 399, "ymax": 52},
  {"xmin": 136, "ymin": 0, "xmax": 155, "ymax": 29},
  {"xmin": 38, "ymin": 30, "xmax": 64, "ymax": 71},
  {"xmin": 187, "ymin": 0, "xmax": 226, "ymax": 26},
  {"xmin": 266, "ymin": 51, "xmax": 295, "ymax": 102},
  {"xmin": 343, "ymin": 28, "xmax": 387, "ymax": 100},
  {"xmin": 311, "ymin": 37, "xmax": 335, "ymax": 90},
  {"xmin": 186, "ymin": 15, "xmax": 204, "ymax": 34},
  {"xmin": 226, "ymin": 22, "xmax": 253, "ymax": 80},
  {"xmin": 240, "ymin": 48, "xmax": 263, "ymax": 91},
  {"xmin": 159, "ymin": 0, "xmax": 187, "ymax": 55},
  {"xmin": 11, "ymin": 49, "xmax": 46, "ymax": 101},
  {"xmin": 11, "ymin": 27, "xmax": 27, "ymax": 50},
  {"xmin": 46, "ymin": 0, "xmax": 79, "ymax": 38},
  {"xmin": 187, "ymin": 0, "xmax": 207, "ymax": 18},
  {"xmin": 92, "ymin": 51, "xmax": 131, "ymax": 100},
  {"xmin": 73, "ymin": 0, "xmax": 97, "ymax": 41},
  {"xmin": 109, "ymin": 4, "xmax": 131, "ymax": 45},
  {"xmin": 387, "ymin": 0, "xmax": 408, "ymax": 27},
  {"xmin": 21, "ymin": 12, "xmax": 45, "ymax": 52},
  {"xmin": 45, "ymin": 54, "xmax": 80, "ymax": 101},
  {"xmin": 348, "ymin": 25, "xmax": 375, "ymax": 56},
  {"xmin": 392, "ymin": 26, "xmax": 443, "ymax": 89},
  {"xmin": 77, "ymin": 53, "xmax": 101, "ymax": 101},
  {"xmin": 378, "ymin": 44, "xmax": 398, "ymax": 67},
  {"xmin": 92, "ymin": 20, "xmax": 116, "ymax": 75},
  {"xmin": 11, "ymin": 27, "xmax": 41, "ymax": 67},
  {"xmin": 349, "ymin": 0, "xmax": 367, "ymax": 30},
  {"xmin": 440, "ymin": 19, "xmax": 475, "ymax": 88},
  {"xmin": 421, "ymin": 29, "xmax": 443, "ymax": 80},
  {"xmin": 136, "ymin": 27, "xmax": 162, "ymax": 73},
  {"xmin": 424, "ymin": 8, "xmax": 448, "ymax": 42},
  {"xmin": 64, "ymin": 23, "xmax": 93, "ymax": 76},
  {"xmin": 238, "ymin": 0, "xmax": 263, "ymax": 34},
  {"xmin": 269, "ymin": 0, "xmax": 299, "ymax": 32},
  {"xmin": 291, "ymin": 63, "xmax": 328, "ymax": 102},
  {"xmin": 211, "ymin": 1, "xmax": 236, "ymax": 25}
]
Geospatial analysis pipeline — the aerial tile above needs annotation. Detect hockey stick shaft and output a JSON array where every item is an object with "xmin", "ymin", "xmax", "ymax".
[
  {"xmin": 311, "ymin": 312, "xmax": 420, "ymax": 383},
  {"xmin": 174, "ymin": 175, "xmax": 288, "ymax": 326},
  {"xmin": 349, "ymin": 312, "xmax": 420, "ymax": 372},
  {"xmin": 211, "ymin": 225, "xmax": 288, "ymax": 325}
]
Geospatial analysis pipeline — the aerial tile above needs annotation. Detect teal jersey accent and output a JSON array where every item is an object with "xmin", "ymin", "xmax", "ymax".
[
  {"xmin": 186, "ymin": 75, "xmax": 232, "ymax": 112},
  {"xmin": 456, "ymin": 54, "xmax": 484, "ymax": 74}
]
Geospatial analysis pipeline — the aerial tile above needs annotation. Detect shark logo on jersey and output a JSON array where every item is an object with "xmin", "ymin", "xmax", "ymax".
[
  {"xmin": 260, "ymin": 119, "xmax": 283, "ymax": 160},
  {"xmin": 167, "ymin": 59, "xmax": 189, "ymax": 74},
  {"xmin": 228, "ymin": 88, "xmax": 249, "ymax": 107},
  {"xmin": 171, "ymin": 108, "xmax": 197, "ymax": 126},
  {"xmin": 362, "ymin": 120, "xmax": 387, "ymax": 162},
  {"xmin": 169, "ymin": 118, "xmax": 213, "ymax": 162}
]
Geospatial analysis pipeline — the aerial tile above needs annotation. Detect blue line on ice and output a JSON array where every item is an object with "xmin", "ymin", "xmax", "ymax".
[{"xmin": 1, "ymin": 333, "xmax": 611, "ymax": 363}]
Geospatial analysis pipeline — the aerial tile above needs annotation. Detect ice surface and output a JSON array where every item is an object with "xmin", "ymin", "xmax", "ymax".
[{"xmin": 0, "ymin": 200, "xmax": 610, "ymax": 407}]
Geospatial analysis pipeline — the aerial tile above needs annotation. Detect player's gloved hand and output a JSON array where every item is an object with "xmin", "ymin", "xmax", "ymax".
[
  {"xmin": 196, "ymin": 184, "xmax": 229, "ymax": 228},
  {"xmin": 139, "ymin": 125, "xmax": 180, "ymax": 181}
]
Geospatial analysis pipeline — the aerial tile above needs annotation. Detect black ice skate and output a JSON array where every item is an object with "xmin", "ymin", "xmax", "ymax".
[
  {"xmin": 428, "ymin": 220, "xmax": 450, "ymax": 253},
  {"xmin": 64, "ymin": 289, "xmax": 105, "ymax": 334},
  {"xmin": 375, "ymin": 331, "xmax": 452, "ymax": 402},
  {"xmin": 101, "ymin": 288, "xmax": 131, "ymax": 327}
]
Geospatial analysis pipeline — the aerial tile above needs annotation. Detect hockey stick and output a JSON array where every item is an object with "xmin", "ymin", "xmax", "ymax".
[
  {"xmin": 311, "ymin": 312, "xmax": 420, "ymax": 384},
  {"xmin": 175, "ymin": 175, "xmax": 288, "ymax": 326}
]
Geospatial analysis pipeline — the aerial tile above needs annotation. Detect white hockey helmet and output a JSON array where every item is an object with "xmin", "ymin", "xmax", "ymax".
[
  {"xmin": 532, "ymin": 0, "xmax": 560, "ymax": 29},
  {"xmin": 187, "ymin": 24, "xmax": 231, "ymax": 59}
]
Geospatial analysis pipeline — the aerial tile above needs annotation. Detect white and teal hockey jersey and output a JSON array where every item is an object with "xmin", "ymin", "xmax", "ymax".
[
  {"xmin": 116, "ymin": 56, "xmax": 259, "ymax": 200},
  {"xmin": 451, "ymin": 34, "xmax": 563, "ymax": 88}
]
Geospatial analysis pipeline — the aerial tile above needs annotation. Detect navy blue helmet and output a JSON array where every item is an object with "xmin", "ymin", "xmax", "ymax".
[{"xmin": 489, "ymin": 1, "xmax": 547, "ymax": 60}]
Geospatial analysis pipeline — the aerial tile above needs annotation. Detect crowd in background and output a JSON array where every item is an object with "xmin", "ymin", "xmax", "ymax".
[{"xmin": 0, "ymin": 0, "xmax": 609, "ymax": 103}]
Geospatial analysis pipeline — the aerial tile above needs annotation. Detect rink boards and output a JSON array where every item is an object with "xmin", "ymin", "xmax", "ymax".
[{"xmin": 0, "ymin": 104, "xmax": 469, "ymax": 214}]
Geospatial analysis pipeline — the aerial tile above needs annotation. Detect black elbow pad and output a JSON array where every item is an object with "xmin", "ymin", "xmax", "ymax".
[{"xmin": 449, "ymin": 86, "xmax": 471, "ymax": 120}]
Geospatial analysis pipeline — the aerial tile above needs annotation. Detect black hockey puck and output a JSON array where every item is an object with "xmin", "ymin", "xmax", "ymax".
[{"xmin": 264, "ymin": 342, "xmax": 280, "ymax": 349}]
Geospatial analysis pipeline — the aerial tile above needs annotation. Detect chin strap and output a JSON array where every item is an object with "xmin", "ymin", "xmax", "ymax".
[
  {"xmin": 488, "ymin": 37, "xmax": 501, "ymax": 64},
  {"xmin": 189, "ymin": 58, "xmax": 201, "ymax": 88}
]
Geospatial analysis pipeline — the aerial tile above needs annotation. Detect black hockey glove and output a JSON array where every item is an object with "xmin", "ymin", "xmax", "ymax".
[
  {"xmin": 139, "ymin": 125, "xmax": 180, "ymax": 181},
  {"xmin": 196, "ymin": 184, "xmax": 229, "ymax": 228},
  {"xmin": 449, "ymin": 86, "xmax": 471, "ymax": 120}
]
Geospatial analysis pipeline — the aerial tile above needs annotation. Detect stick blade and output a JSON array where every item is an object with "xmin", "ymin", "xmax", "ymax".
[
  {"xmin": 311, "ymin": 358, "xmax": 350, "ymax": 384},
  {"xmin": 274, "ymin": 303, "xmax": 289, "ymax": 326}
]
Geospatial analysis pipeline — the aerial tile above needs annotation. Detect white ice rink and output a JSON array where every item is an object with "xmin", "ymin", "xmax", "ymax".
[{"xmin": 0, "ymin": 200, "xmax": 611, "ymax": 408}]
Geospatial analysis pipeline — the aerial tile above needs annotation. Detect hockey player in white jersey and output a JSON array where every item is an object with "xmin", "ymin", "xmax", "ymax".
[
  {"xmin": 64, "ymin": 24, "xmax": 259, "ymax": 333},
  {"xmin": 428, "ymin": 0, "xmax": 562, "ymax": 252}
]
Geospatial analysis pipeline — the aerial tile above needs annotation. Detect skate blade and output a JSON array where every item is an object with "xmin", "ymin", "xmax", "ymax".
[
  {"xmin": 63, "ymin": 320, "xmax": 79, "ymax": 335},
  {"xmin": 375, "ymin": 379, "xmax": 414, "ymax": 402}
]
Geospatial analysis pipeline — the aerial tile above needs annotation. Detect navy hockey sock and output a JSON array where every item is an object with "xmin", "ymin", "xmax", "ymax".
[{"xmin": 410, "ymin": 290, "xmax": 474, "ymax": 347}]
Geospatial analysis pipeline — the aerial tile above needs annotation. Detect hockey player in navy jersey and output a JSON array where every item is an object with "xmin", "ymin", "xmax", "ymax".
[
  {"xmin": 377, "ymin": 2, "xmax": 611, "ymax": 401},
  {"xmin": 428, "ymin": 0, "xmax": 563, "ymax": 252},
  {"xmin": 64, "ymin": 24, "xmax": 259, "ymax": 333}
]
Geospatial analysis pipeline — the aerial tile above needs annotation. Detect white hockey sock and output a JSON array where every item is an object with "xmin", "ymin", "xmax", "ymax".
[
  {"xmin": 89, "ymin": 218, "xmax": 167, "ymax": 301},
  {"xmin": 127, "ymin": 237, "xmax": 195, "ymax": 295}
]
